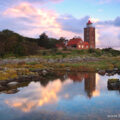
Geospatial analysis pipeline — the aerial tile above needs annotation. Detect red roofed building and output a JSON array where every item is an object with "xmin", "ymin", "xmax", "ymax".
[
  {"xmin": 67, "ymin": 37, "xmax": 89, "ymax": 49},
  {"xmin": 67, "ymin": 20, "xmax": 96, "ymax": 49}
]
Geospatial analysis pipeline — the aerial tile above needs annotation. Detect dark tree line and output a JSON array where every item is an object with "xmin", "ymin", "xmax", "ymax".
[
  {"xmin": 37, "ymin": 32, "xmax": 67, "ymax": 49},
  {"xmin": 0, "ymin": 29, "xmax": 67, "ymax": 57}
]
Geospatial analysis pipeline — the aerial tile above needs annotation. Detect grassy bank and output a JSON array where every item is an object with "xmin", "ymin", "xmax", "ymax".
[{"xmin": 0, "ymin": 48, "xmax": 120, "ymax": 81}]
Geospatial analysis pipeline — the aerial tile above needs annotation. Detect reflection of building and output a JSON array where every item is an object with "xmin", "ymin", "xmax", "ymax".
[
  {"xmin": 68, "ymin": 72, "xmax": 85, "ymax": 82},
  {"xmin": 68, "ymin": 72, "xmax": 96, "ymax": 98},
  {"xmin": 84, "ymin": 73, "xmax": 96, "ymax": 98}
]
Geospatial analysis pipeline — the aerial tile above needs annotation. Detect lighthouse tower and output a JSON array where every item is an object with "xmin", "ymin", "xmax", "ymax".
[{"xmin": 84, "ymin": 20, "xmax": 96, "ymax": 49}]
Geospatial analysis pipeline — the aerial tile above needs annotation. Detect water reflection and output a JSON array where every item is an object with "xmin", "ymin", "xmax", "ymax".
[
  {"xmin": 84, "ymin": 73, "xmax": 96, "ymax": 98},
  {"xmin": 68, "ymin": 72, "xmax": 99, "ymax": 98},
  {"xmin": 0, "ymin": 72, "xmax": 120, "ymax": 120}
]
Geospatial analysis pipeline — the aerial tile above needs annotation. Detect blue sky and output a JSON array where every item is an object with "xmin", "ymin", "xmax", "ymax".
[
  {"xmin": 0, "ymin": 0, "xmax": 120, "ymax": 49},
  {"xmin": 52, "ymin": 0, "xmax": 120, "ymax": 20}
]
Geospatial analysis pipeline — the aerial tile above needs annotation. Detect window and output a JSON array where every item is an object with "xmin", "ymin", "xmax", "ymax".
[
  {"xmin": 79, "ymin": 45, "xmax": 81, "ymax": 48},
  {"xmin": 72, "ymin": 45, "xmax": 77, "ymax": 48}
]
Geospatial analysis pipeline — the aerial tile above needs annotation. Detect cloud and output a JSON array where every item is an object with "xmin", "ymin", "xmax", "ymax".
[
  {"xmin": 57, "ymin": 15, "xmax": 89, "ymax": 34},
  {"xmin": 0, "ymin": 0, "xmax": 63, "ymax": 4},
  {"xmin": 96, "ymin": 24, "xmax": 120, "ymax": 49},
  {"xmin": 86, "ymin": 0, "xmax": 120, "ymax": 4},
  {"xmin": 2, "ymin": 2, "xmax": 80, "ymax": 38},
  {"xmin": 5, "ymin": 80, "xmax": 62, "ymax": 112},
  {"xmin": 98, "ymin": 17, "xmax": 120, "ymax": 27},
  {"xmin": 23, "ymin": 0, "xmax": 63, "ymax": 3},
  {"xmin": 3, "ymin": 2, "xmax": 60, "ymax": 37}
]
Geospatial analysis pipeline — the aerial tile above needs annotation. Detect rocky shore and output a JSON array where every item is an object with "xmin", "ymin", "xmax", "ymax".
[
  {"xmin": 98, "ymin": 69, "xmax": 120, "ymax": 76},
  {"xmin": 0, "ymin": 56, "xmax": 120, "ymax": 92},
  {"xmin": 0, "ymin": 69, "xmax": 64, "ymax": 92},
  {"xmin": 0, "ymin": 56, "xmax": 100, "ymax": 65}
]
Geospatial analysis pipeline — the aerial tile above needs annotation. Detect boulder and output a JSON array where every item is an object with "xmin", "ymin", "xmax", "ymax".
[
  {"xmin": 42, "ymin": 70, "xmax": 48, "ymax": 76},
  {"xmin": 98, "ymin": 70, "xmax": 106, "ymax": 75},
  {"xmin": 3, "ymin": 89, "xmax": 19, "ymax": 94},
  {"xmin": 114, "ymin": 68, "xmax": 119, "ymax": 71},
  {"xmin": 7, "ymin": 82, "xmax": 18, "ymax": 87},
  {"xmin": 108, "ymin": 79, "xmax": 120, "ymax": 90}
]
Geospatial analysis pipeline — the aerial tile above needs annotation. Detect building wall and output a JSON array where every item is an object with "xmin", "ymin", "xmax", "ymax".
[
  {"xmin": 77, "ymin": 43, "xmax": 89, "ymax": 50},
  {"xmin": 67, "ymin": 43, "xmax": 89, "ymax": 50},
  {"xmin": 84, "ymin": 27, "xmax": 95, "ymax": 49}
]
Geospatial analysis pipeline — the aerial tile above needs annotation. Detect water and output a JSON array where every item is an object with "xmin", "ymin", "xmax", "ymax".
[{"xmin": 0, "ymin": 72, "xmax": 120, "ymax": 120}]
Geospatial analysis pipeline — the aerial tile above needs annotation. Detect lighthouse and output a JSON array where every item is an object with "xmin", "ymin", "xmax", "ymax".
[{"xmin": 84, "ymin": 20, "xmax": 96, "ymax": 49}]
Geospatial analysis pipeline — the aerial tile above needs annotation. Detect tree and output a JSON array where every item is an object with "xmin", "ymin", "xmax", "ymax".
[
  {"xmin": 58, "ymin": 37, "xmax": 68, "ymax": 45},
  {"xmin": 38, "ymin": 33, "xmax": 49, "ymax": 48}
]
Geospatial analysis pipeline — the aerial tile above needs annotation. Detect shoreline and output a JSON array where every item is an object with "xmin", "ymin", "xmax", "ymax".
[
  {"xmin": 0, "ymin": 65, "xmax": 120, "ymax": 91},
  {"xmin": 0, "ymin": 56, "xmax": 120, "ymax": 90}
]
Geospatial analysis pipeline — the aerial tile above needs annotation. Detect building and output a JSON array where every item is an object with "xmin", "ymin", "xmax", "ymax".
[
  {"xmin": 84, "ymin": 20, "xmax": 96, "ymax": 49},
  {"xmin": 66, "ymin": 20, "xmax": 96, "ymax": 49},
  {"xmin": 56, "ymin": 20, "xmax": 96, "ymax": 50},
  {"xmin": 67, "ymin": 37, "xmax": 89, "ymax": 49}
]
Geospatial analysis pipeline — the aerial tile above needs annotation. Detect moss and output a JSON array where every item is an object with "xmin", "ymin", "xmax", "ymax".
[
  {"xmin": 0, "ymin": 69, "xmax": 18, "ymax": 80},
  {"xmin": 108, "ymin": 79, "xmax": 119, "ymax": 83}
]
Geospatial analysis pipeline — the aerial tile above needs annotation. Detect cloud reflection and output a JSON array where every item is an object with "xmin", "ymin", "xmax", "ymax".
[
  {"xmin": 5, "ymin": 73, "xmax": 102, "ymax": 112},
  {"xmin": 5, "ymin": 79, "xmax": 63, "ymax": 112}
]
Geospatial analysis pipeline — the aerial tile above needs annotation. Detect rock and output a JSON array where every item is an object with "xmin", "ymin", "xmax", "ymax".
[
  {"xmin": 106, "ymin": 70, "xmax": 113, "ymax": 73},
  {"xmin": 0, "ymin": 85, "xmax": 3, "ymax": 90},
  {"xmin": 106, "ymin": 71, "xmax": 116, "ymax": 76},
  {"xmin": 114, "ymin": 68, "xmax": 119, "ymax": 71},
  {"xmin": 108, "ymin": 79, "xmax": 120, "ymax": 90},
  {"xmin": 42, "ymin": 70, "xmax": 48, "ymax": 76},
  {"xmin": 3, "ymin": 89, "xmax": 19, "ymax": 94},
  {"xmin": 117, "ymin": 70, "xmax": 120, "ymax": 75},
  {"xmin": 98, "ymin": 70, "xmax": 106, "ymax": 75},
  {"xmin": 7, "ymin": 82, "xmax": 18, "ymax": 87}
]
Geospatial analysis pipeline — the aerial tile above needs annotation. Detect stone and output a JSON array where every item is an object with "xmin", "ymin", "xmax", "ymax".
[
  {"xmin": 3, "ymin": 89, "xmax": 19, "ymax": 94},
  {"xmin": 42, "ymin": 70, "xmax": 48, "ymax": 76},
  {"xmin": 98, "ymin": 70, "xmax": 106, "ymax": 75},
  {"xmin": 108, "ymin": 79, "xmax": 120, "ymax": 90},
  {"xmin": 7, "ymin": 82, "xmax": 18, "ymax": 87},
  {"xmin": 114, "ymin": 68, "xmax": 119, "ymax": 71}
]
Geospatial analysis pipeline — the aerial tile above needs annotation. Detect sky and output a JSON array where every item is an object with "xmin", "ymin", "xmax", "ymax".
[{"xmin": 0, "ymin": 0, "xmax": 120, "ymax": 49}]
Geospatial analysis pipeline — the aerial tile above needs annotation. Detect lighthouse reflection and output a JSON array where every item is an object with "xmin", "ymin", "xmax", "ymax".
[{"xmin": 67, "ymin": 72, "xmax": 97, "ymax": 98}]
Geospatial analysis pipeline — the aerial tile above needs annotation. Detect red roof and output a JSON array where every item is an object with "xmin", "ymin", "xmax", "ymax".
[
  {"xmin": 87, "ymin": 20, "xmax": 92, "ymax": 25},
  {"xmin": 67, "ymin": 38, "xmax": 83, "ymax": 46}
]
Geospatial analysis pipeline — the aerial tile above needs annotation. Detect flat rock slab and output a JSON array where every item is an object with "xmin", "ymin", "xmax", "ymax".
[
  {"xmin": 7, "ymin": 82, "xmax": 19, "ymax": 87},
  {"xmin": 3, "ymin": 89, "xmax": 19, "ymax": 94}
]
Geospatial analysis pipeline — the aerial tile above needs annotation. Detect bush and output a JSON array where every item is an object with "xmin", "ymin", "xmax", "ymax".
[{"xmin": 102, "ymin": 48, "xmax": 120, "ymax": 56}]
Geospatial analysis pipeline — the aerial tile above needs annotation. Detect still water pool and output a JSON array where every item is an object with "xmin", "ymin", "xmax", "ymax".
[{"xmin": 0, "ymin": 72, "xmax": 120, "ymax": 120}]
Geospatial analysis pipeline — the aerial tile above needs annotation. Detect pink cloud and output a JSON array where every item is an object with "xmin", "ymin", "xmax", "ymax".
[{"xmin": 3, "ymin": 2, "xmax": 79, "ymax": 39}]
